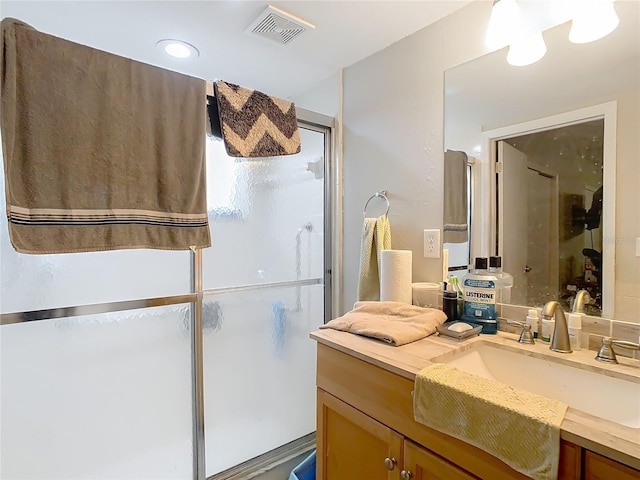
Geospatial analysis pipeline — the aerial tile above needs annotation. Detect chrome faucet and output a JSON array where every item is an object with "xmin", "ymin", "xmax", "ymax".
[
  {"xmin": 541, "ymin": 301, "xmax": 573, "ymax": 353},
  {"xmin": 571, "ymin": 289, "xmax": 591, "ymax": 314}
]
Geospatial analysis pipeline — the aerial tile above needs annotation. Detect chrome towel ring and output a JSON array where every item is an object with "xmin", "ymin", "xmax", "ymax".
[{"xmin": 363, "ymin": 190, "xmax": 390, "ymax": 218}]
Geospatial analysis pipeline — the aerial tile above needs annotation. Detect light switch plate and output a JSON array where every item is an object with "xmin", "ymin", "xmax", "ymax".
[
  {"xmin": 423, "ymin": 229, "xmax": 441, "ymax": 258},
  {"xmin": 636, "ymin": 237, "xmax": 640, "ymax": 257}
]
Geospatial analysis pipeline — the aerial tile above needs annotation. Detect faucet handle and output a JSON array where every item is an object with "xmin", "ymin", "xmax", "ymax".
[
  {"xmin": 507, "ymin": 320, "xmax": 535, "ymax": 345},
  {"xmin": 595, "ymin": 337, "xmax": 640, "ymax": 364},
  {"xmin": 610, "ymin": 338, "xmax": 640, "ymax": 350}
]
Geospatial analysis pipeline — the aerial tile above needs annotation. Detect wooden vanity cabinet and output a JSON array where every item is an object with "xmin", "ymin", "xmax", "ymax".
[
  {"xmin": 403, "ymin": 439, "xmax": 478, "ymax": 480},
  {"xmin": 315, "ymin": 341, "xmax": 640, "ymax": 480},
  {"xmin": 317, "ymin": 389, "xmax": 402, "ymax": 480},
  {"xmin": 317, "ymin": 389, "xmax": 476, "ymax": 480},
  {"xmin": 584, "ymin": 451, "xmax": 640, "ymax": 480}
]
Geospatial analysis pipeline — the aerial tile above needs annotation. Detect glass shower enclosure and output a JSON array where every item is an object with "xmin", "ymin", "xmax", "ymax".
[{"xmin": 0, "ymin": 114, "xmax": 333, "ymax": 479}]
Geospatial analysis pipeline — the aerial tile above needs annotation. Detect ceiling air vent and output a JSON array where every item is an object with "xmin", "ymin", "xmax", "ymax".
[{"xmin": 246, "ymin": 5, "xmax": 315, "ymax": 46}]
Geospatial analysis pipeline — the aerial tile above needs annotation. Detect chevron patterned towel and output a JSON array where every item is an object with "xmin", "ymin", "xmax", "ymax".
[
  {"xmin": 213, "ymin": 80, "xmax": 301, "ymax": 158},
  {"xmin": 414, "ymin": 363, "xmax": 567, "ymax": 480}
]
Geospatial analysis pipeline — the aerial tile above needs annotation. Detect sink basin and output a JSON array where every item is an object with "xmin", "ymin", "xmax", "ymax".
[{"xmin": 432, "ymin": 342, "xmax": 640, "ymax": 428}]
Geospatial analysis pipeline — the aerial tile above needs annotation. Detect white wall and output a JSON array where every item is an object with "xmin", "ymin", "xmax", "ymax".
[
  {"xmin": 339, "ymin": 1, "xmax": 492, "ymax": 314},
  {"xmin": 613, "ymin": 87, "xmax": 640, "ymax": 321},
  {"xmin": 293, "ymin": 72, "xmax": 340, "ymax": 119}
]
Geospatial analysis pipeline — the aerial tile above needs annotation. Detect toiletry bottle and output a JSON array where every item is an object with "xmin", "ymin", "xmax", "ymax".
[
  {"xmin": 489, "ymin": 256, "xmax": 513, "ymax": 304},
  {"xmin": 541, "ymin": 317, "xmax": 555, "ymax": 343},
  {"xmin": 567, "ymin": 313, "xmax": 582, "ymax": 350},
  {"xmin": 450, "ymin": 275, "xmax": 464, "ymax": 318},
  {"xmin": 526, "ymin": 308, "xmax": 539, "ymax": 339},
  {"xmin": 461, "ymin": 257, "xmax": 498, "ymax": 334},
  {"xmin": 442, "ymin": 288, "xmax": 458, "ymax": 322}
]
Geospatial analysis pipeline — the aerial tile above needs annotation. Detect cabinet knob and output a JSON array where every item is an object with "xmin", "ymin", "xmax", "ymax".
[
  {"xmin": 401, "ymin": 470, "xmax": 413, "ymax": 480},
  {"xmin": 384, "ymin": 457, "xmax": 397, "ymax": 471}
]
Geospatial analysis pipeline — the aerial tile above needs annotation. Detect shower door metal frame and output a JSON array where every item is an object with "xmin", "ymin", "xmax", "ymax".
[
  {"xmin": 197, "ymin": 113, "xmax": 335, "ymax": 479},
  {"xmin": 0, "ymin": 113, "xmax": 335, "ymax": 480},
  {"xmin": 296, "ymin": 108, "xmax": 335, "ymax": 325}
]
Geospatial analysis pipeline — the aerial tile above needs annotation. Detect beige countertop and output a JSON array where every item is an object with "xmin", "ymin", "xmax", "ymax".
[{"xmin": 311, "ymin": 328, "xmax": 640, "ymax": 470}]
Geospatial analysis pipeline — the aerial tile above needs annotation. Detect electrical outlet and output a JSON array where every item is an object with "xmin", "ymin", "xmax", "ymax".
[{"xmin": 423, "ymin": 229, "xmax": 441, "ymax": 258}]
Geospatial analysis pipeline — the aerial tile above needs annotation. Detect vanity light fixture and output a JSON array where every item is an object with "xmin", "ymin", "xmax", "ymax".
[
  {"xmin": 156, "ymin": 39, "xmax": 200, "ymax": 59},
  {"xmin": 487, "ymin": 0, "xmax": 620, "ymax": 67},
  {"xmin": 486, "ymin": 0, "xmax": 548, "ymax": 66},
  {"xmin": 507, "ymin": 31, "xmax": 547, "ymax": 67},
  {"xmin": 569, "ymin": 0, "xmax": 620, "ymax": 44},
  {"xmin": 485, "ymin": 0, "xmax": 524, "ymax": 50}
]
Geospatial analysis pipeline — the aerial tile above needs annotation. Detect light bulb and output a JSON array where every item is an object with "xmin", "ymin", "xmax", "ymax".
[
  {"xmin": 569, "ymin": 1, "xmax": 619, "ymax": 44},
  {"xmin": 156, "ymin": 39, "xmax": 200, "ymax": 59},
  {"xmin": 507, "ymin": 31, "xmax": 547, "ymax": 66},
  {"xmin": 486, "ymin": 0, "xmax": 525, "ymax": 50},
  {"xmin": 165, "ymin": 43, "xmax": 191, "ymax": 58}
]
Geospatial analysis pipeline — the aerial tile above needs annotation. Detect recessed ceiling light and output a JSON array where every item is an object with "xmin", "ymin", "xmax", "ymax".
[{"xmin": 156, "ymin": 39, "xmax": 199, "ymax": 59}]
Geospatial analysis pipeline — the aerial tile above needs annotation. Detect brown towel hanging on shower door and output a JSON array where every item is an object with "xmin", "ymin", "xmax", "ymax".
[{"xmin": 0, "ymin": 17, "xmax": 211, "ymax": 254}]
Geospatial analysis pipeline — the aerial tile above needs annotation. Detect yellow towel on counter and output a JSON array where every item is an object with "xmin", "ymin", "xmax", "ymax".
[
  {"xmin": 319, "ymin": 301, "xmax": 446, "ymax": 346},
  {"xmin": 357, "ymin": 215, "xmax": 391, "ymax": 301},
  {"xmin": 413, "ymin": 363, "xmax": 567, "ymax": 480}
]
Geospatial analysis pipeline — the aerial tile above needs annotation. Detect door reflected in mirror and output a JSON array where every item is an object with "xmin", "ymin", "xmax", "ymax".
[{"xmin": 499, "ymin": 120, "xmax": 603, "ymax": 316}]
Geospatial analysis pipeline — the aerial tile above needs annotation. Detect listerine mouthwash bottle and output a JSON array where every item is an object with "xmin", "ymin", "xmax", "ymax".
[
  {"xmin": 489, "ymin": 256, "xmax": 514, "ymax": 304},
  {"xmin": 461, "ymin": 257, "xmax": 498, "ymax": 334}
]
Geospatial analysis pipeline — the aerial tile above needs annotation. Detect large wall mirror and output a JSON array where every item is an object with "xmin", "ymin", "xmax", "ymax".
[{"xmin": 444, "ymin": 0, "xmax": 639, "ymax": 320}]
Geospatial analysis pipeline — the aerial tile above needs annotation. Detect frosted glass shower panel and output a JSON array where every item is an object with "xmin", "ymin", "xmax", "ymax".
[
  {"xmin": 203, "ymin": 128, "xmax": 325, "ymax": 289},
  {"xmin": 0, "ymin": 247, "xmax": 192, "ymax": 314},
  {"xmin": 0, "ymin": 305, "xmax": 194, "ymax": 479},
  {"xmin": 0, "ymin": 156, "xmax": 192, "ymax": 314},
  {"xmin": 203, "ymin": 284, "xmax": 322, "ymax": 476}
]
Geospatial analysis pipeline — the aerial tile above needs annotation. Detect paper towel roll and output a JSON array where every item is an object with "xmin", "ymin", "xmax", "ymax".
[
  {"xmin": 380, "ymin": 250, "xmax": 413, "ymax": 303},
  {"xmin": 412, "ymin": 282, "xmax": 441, "ymax": 308}
]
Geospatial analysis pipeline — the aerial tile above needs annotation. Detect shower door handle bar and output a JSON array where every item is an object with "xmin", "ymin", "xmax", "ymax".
[
  {"xmin": 0, "ymin": 293, "xmax": 197, "ymax": 325},
  {"xmin": 202, "ymin": 277, "xmax": 323, "ymax": 297},
  {"xmin": 0, "ymin": 279, "xmax": 324, "ymax": 325}
]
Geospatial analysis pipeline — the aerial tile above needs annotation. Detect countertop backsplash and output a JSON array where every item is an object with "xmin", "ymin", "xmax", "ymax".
[{"xmin": 496, "ymin": 303, "xmax": 639, "ymax": 360}]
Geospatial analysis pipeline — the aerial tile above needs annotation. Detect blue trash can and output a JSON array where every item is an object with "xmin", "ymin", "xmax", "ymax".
[{"xmin": 288, "ymin": 450, "xmax": 316, "ymax": 480}]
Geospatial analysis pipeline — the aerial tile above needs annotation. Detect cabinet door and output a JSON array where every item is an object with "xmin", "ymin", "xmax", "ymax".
[
  {"xmin": 317, "ymin": 389, "xmax": 403, "ymax": 480},
  {"xmin": 584, "ymin": 450, "xmax": 640, "ymax": 480},
  {"xmin": 558, "ymin": 441, "xmax": 582, "ymax": 480},
  {"xmin": 402, "ymin": 439, "xmax": 477, "ymax": 480}
]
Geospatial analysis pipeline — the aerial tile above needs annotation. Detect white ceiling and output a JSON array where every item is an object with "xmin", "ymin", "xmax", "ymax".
[{"xmin": 1, "ymin": 0, "xmax": 473, "ymax": 99}]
